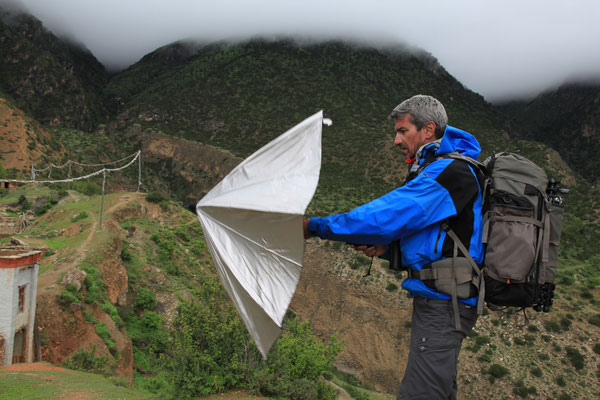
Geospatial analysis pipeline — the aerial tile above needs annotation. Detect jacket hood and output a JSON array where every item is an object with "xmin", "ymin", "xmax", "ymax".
[{"xmin": 436, "ymin": 125, "xmax": 481, "ymax": 160}]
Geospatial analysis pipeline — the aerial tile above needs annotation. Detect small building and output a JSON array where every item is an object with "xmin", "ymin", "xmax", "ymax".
[
  {"xmin": 0, "ymin": 246, "xmax": 41, "ymax": 365},
  {"xmin": 0, "ymin": 181, "xmax": 17, "ymax": 190}
]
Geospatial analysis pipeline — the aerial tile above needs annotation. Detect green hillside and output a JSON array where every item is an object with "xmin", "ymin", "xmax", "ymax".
[
  {"xmin": 0, "ymin": 9, "xmax": 108, "ymax": 130},
  {"xmin": 105, "ymin": 38, "xmax": 519, "ymax": 214},
  {"xmin": 501, "ymin": 82, "xmax": 600, "ymax": 182}
]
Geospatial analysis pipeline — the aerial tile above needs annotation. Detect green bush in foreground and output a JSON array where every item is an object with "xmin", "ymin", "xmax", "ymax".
[
  {"xmin": 258, "ymin": 316, "xmax": 341, "ymax": 400},
  {"xmin": 162, "ymin": 276, "xmax": 341, "ymax": 400}
]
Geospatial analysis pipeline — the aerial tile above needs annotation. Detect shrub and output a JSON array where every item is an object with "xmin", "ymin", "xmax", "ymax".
[
  {"xmin": 66, "ymin": 283, "xmax": 79, "ymax": 293},
  {"xmin": 544, "ymin": 320, "xmax": 562, "ymax": 333},
  {"xmin": 62, "ymin": 345, "xmax": 116, "ymax": 376},
  {"xmin": 95, "ymin": 322, "xmax": 117, "ymax": 356},
  {"xmin": 71, "ymin": 181, "xmax": 101, "ymax": 196},
  {"xmin": 386, "ymin": 282, "xmax": 398, "ymax": 292},
  {"xmin": 164, "ymin": 276, "xmax": 261, "ymax": 398},
  {"xmin": 555, "ymin": 375, "xmax": 566, "ymax": 387},
  {"xmin": 488, "ymin": 364, "xmax": 509, "ymax": 379},
  {"xmin": 589, "ymin": 314, "xmax": 600, "ymax": 327},
  {"xmin": 593, "ymin": 343, "xmax": 600, "ymax": 355},
  {"xmin": 71, "ymin": 211, "xmax": 89, "ymax": 222},
  {"xmin": 120, "ymin": 246, "xmax": 132, "ymax": 262},
  {"xmin": 19, "ymin": 198, "xmax": 31, "ymax": 212},
  {"xmin": 565, "ymin": 346, "xmax": 585, "ymax": 370},
  {"xmin": 559, "ymin": 317, "xmax": 572, "ymax": 331},
  {"xmin": 258, "ymin": 317, "xmax": 341, "ymax": 400},
  {"xmin": 135, "ymin": 288, "xmax": 157, "ymax": 310},
  {"xmin": 81, "ymin": 264, "xmax": 106, "ymax": 305},
  {"xmin": 530, "ymin": 366, "xmax": 542, "ymax": 377},
  {"xmin": 58, "ymin": 290, "xmax": 80, "ymax": 308},
  {"xmin": 513, "ymin": 379, "xmax": 537, "ymax": 398},
  {"xmin": 541, "ymin": 334, "xmax": 551, "ymax": 342},
  {"xmin": 267, "ymin": 317, "xmax": 341, "ymax": 382},
  {"xmin": 141, "ymin": 311, "xmax": 162, "ymax": 329},
  {"xmin": 343, "ymin": 385, "xmax": 370, "ymax": 400},
  {"xmin": 514, "ymin": 337, "xmax": 526, "ymax": 346},
  {"xmin": 146, "ymin": 190, "xmax": 169, "ymax": 203},
  {"xmin": 100, "ymin": 300, "xmax": 123, "ymax": 328},
  {"xmin": 164, "ymin": 276, "xmax": 341, "ymax": 400}
]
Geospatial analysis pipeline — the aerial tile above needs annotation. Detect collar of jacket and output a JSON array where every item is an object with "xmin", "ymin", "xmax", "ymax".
[{"xmin": 408, "ymin": 139, "xmax": 442, "ymax": 174}]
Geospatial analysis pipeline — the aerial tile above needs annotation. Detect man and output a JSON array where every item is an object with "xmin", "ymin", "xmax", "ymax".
[{"xmin": 303, "ymin": 95, "xmax": 484, "ymax": 399}]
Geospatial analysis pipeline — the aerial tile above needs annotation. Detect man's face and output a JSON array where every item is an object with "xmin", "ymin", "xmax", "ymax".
[{"xmin": 394, "ymin": 114, "xmax": 432, "ymax": 159}]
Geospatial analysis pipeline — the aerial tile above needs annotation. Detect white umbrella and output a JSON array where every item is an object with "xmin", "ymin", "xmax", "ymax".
[{"xmin": 196, "ymin": 111, "xmax": 328, "ymax": 357}]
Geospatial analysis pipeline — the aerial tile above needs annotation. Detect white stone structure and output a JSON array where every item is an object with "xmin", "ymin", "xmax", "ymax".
[{"xmin": 0, "ymin": 246, "xmax": 41, "ymax": 365}]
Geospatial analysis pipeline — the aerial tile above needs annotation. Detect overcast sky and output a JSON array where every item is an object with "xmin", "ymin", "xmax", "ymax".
[{"xmin": 4, "ymin": 0, "xmax": 600, "ymax": 102}]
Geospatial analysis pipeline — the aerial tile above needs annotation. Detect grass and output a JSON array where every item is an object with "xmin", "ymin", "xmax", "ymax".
[
  {"xmin": 325, "ymin": 368, "xmax": 394, "ymax": 400},
  {"xmin": 204, "ymin": 393, "xmax": 271, "ymax": 399},
  {"xmin": 0, "ymin": 364, "xmax": 156, "ymax": 399},
  {"xmin": 0, "ymin": 184, "xmax": 55, "ymax": 204}
]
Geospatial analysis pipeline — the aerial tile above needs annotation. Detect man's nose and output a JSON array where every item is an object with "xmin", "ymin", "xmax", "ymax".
[{"xmin": 394, "ymin": 133, "xmax": 402, "ymax": 146}]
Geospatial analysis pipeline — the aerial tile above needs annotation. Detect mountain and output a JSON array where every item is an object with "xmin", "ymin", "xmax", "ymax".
[
  {"xmin": 499, "ymin": 81, "xmax": 600, "ymax": 182},
  {"xmin": 0, "ymin": 9, "xmax": 109, "ymax": 131},
  {"xmin": 106, "ymin": 38, "xmax": 534, "ymax": 212}
]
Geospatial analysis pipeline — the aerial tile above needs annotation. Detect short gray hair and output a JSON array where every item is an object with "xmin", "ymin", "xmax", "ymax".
[{"xmin": 389, "ymin": 95, "xmax": 448, "ymax": 138}]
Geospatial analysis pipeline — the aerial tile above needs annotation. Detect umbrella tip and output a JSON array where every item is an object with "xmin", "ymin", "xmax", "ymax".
[{"xmin": 323, "ymin": 118, "xmax": 332, "ymax": 126}]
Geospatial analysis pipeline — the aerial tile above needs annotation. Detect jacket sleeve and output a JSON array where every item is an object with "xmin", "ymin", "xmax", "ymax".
[{"xmin": 308, "ymin": 159, "xmax": 475, "ymax": 244}]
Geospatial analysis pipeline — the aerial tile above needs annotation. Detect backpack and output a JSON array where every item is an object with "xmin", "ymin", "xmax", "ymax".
[
  {"xmin": 479, "ymin": 152, "xmax": 565, "ymax": 313},
  {"xmin": 405, "ymin": 152, "xmax": 566, "ymax": 326}
]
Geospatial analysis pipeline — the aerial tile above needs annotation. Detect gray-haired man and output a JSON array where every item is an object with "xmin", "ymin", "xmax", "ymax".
[{"xmin": 304, "ymin": 95, "xmax": 483, "ymax": 399}]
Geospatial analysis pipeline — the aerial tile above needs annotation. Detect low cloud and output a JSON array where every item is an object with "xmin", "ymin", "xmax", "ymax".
[{"xmin": 4, "ymin": 0, "xmax": 600, "ymax": 102}]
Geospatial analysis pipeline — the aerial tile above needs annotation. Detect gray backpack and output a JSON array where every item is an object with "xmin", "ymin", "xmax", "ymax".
[
  {"xmin": 410, "ymin": 152, "xmax": 566, "ymax": 327},
  {"xmin": 478, "ymin": 152, "xmax": 565, "ymax": 312}
]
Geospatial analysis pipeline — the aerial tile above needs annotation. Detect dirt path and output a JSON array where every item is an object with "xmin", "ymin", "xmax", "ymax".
[
  {"xmin": 0, "ymin": 362, "xmax": 78, "ymax": 375},
  {"xmin": 73, "ymin": 193, "xmax": 137, "ymax": 264},
  {"xmin": 35, "ymin": 192, "xmax": 143, "ymax": 292}
]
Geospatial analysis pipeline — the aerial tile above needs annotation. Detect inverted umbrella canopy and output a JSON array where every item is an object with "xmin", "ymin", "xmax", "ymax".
[{"xmin": 196, "ymin": 111, "xmax": 326, "ymax": 357}]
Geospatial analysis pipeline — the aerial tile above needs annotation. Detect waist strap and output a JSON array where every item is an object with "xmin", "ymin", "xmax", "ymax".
[{"xmin": 409, "ymin": 258, "xmax": 477, "ymax": 286}]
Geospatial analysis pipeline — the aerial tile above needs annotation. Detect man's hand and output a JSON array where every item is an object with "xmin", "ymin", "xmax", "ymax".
[
  {"xmin": 351, "ymin": 244, "xmax": 386, "ymax": 257},
  {"xmin": 303, "ymin": 218, "xmax": 311, "ymax": 239}
]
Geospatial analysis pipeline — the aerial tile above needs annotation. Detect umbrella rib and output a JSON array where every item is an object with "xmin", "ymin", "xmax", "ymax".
[
  {"xmin": 201, "ymin": 172, "xmax": 318, "ymax": 207},
  {"xmin": 203, "ymin": 211, "xmax": 302, "ymax": 267}
]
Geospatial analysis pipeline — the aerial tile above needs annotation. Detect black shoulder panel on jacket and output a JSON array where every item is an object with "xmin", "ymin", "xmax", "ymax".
[
  {"xmin": 435, "ymin": 159, "xmax": 480, "ymax": 257},
  {"xmin": 434, "ymin": 159, "xmax": 479, "ymax": 214}
]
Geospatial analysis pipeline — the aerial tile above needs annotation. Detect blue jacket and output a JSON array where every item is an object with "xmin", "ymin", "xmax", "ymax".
[{"xmin": 308, "ymin": 125, "xmax": 484, "ymax": 305}]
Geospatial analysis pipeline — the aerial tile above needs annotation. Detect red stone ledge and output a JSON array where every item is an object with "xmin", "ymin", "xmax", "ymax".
[{"xmin": 0, "ymin": 250, "xmax": 42, "ymax": 268}]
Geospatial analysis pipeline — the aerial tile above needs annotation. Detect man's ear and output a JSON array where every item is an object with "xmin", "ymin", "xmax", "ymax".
[{"xmin": 424, "ymin": 121, "xmax": 437, "ymax": 140}]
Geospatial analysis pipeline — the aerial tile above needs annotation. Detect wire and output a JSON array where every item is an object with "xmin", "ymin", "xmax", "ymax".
[
  {"xmin": 1, "ymin": 151, "xmax": 141, "ymax": 185},
  {"xmin": 32, "ymin": 151, "xmax": 139, "ymax": 173}
]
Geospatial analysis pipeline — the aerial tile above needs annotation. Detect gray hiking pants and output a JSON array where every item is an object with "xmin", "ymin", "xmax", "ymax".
[{"xmin": 396, "ymin": 297, "xmax": 478, "ymax": 400}]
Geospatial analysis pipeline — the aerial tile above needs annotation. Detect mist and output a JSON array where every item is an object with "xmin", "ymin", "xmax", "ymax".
[{"xmin": 3, "ymin": 0, "xmax": 600, "ymax": 102}]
